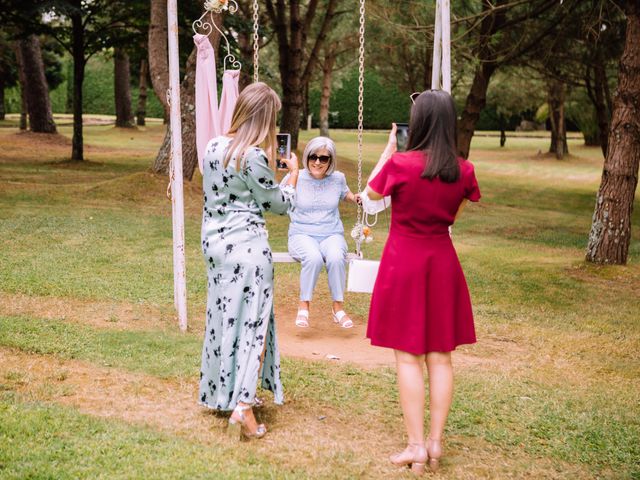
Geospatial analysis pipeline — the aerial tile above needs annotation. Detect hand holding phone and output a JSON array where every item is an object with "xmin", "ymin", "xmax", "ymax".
[
  {"xmin": 395, "ymin": 123, "xmax": 409, "ymax": 152},
  {"xmin": 276, "ymin": 133, "xmax": 291, "ymax": 169}
]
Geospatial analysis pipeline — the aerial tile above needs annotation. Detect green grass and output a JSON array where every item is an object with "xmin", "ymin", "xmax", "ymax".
[
  {"xmin": 0, "ymin": 126, "xmax": 639, "ymax": 478},
  {"xmin": 0, "ymin": 315, "xmax": 638, "ymax": 478},
  {"xmin": 0, "ymin": 207, "xmax": 206, "ymax": 302},
  {"xmin": 0, "ymin": 395, "xmax": 295, "ymax": 479},
  {"xmin": 0, "ymin": 316, "xmax": 200, "ymax": 378}
]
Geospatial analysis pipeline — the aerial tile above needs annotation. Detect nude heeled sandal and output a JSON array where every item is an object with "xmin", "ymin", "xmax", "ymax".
[
  {"xmin": 389, "ymin": 443, "xmax": 427, "ymax": 475},
  {"xmin": 227, "ymin": 404, "xmax": 267, "ymax": 440},
  {"xmin": 427, "ymin": 437, "xmax": 443, "ymax": 473}
]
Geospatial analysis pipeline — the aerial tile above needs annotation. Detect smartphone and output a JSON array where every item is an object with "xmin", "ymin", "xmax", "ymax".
[
  {"xmin": 395, "ymin": 123, "xmax": 409, "ymax": 152},
  {"xmin": 276, "ymin": 133, "xmax": 291, "ymax": 169}
]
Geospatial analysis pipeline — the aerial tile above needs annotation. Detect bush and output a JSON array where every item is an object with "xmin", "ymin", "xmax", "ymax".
[
  {"xmin": 309, "ymin": 69, "xmax": 411, "ymax": 129},
  {"xmin": 5, "ymin": 53, "xmax": 165, "ymax": 119}
]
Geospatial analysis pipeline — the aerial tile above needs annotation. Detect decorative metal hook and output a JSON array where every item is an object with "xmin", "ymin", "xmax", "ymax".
[
  {"xmin": 192, "ymin": 1, "xmax": 241, "ymax": 71},
  {"xmin": 224, "ymin": 54, "xmax": 241, "ymax": 71}
]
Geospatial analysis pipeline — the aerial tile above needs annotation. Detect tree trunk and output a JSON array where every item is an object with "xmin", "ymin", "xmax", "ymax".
[
  {"xmin": 319, "ymin": 50, "xmax": 336, "ymax": 137},
  {"xmin": 152, "ymin": 17, "xmax": 222, "ymax": 179},
  {"xmin": 586, "ymin": 2, "xmax": 640, "ymax": 265},
  {"xmin": 281, "ymin": 89, "xmax": 304, "ymax": 150},
  {"xmin": 267, "ymin": 0, "xmax": 337, "ymax": 150},
  {"xmin": 149, "ymin": 0, "xmax": 170, "ymax": 122},
  {"xmin": 593, "ymin": 53, "xmax": 610, "ymax": 157},
  {"xmin": 71, "ymin": 8, "xmax": 85, "ymax": 161},
  {"xmin": 12, "ymin": 42, "xmax": 28, "ymax": 130},
  {"xmin": 65, "ymin": 60, "xmax": 73, "ymax": 114},
  {"xmin": 237, "ymin": 30, "xmax": 253, "ymax": 91},
  {"xmin": 423, "ymin": 41, "xmax": 432, "ymax": 91},
  {"xmin": 301, "ymin": 81, "xmax": 309, "ymax": 131},
  {"xmin": 547, "ymin": 79, "xmax": 568, "ymax": 159},
  {"xmin": 136, "ymin": 58, "xmax": 148, "ymax": 126},
  {"xmin": 114, "ymin": 47, "xmax": 134, "ymax": 128},
  {"xmin": 0, "ymin": 77, "xmax": 5, "ymax": 121},
  {"xmin": 499, "ymin": 115, "xmax": 506, "ymax": 147},
  {"xmin": 18, "ymin": 35, "xmax": 56, "ymax": 133},
  {"xmin": 457, "ymin": 63, "xmax": 497, "ymax": 159},
  {"xmin": 278, "ymin": 20, "xmax": 304, "ymax": 149}
]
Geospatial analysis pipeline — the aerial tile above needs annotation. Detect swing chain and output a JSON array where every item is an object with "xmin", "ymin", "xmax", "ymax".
[
  {"xmin": 252, "ymin": 0, "xmax": 260, "ymax": 82},
  {"xmin": 355, "ymin": 0, "xmax": 366, "ymax": 256}
]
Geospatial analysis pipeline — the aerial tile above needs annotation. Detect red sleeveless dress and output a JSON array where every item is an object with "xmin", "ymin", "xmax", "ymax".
[{"xmin": 366, "ymin": 151, "xmax": 481, "ymax": 354}]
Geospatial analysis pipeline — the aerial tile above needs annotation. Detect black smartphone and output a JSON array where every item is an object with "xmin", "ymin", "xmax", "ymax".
[
  {"xmin": 276, "ymin": 133, "xmax": 291, "ymax": 169},
  {"xmin": 395, "ymin": 123, "xmax": 409, "ymax": 152}
]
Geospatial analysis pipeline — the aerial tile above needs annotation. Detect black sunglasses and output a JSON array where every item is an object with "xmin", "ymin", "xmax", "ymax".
[{"xmin": 309, "ymin": 154, "xmax": 332, "ymax": 164}]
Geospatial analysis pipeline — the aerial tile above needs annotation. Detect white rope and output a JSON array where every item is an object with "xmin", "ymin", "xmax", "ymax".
[
  {"xmin": 166, "ymin": 88, "xmax": 173, "ymax": 199},
  {"xmin": 431, "ymin": 0, "xmax": 442, "ymax": 89},
  {"xmin": 354, "ymin": 0, "xmax": 366, "ymax": 256},
  {"xmin": 252, "ymin": 0, "xmax": 260, "ymax": 82}
]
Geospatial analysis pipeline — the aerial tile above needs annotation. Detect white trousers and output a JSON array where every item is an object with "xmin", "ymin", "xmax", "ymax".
[{"xmin": 288, "ymin": 234, "xmax": 347, "ymax": 302}]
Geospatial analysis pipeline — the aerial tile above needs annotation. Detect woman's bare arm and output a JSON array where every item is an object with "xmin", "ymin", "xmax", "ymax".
[{"xmin": 366, "ymin": 124, "xmax": 398, "ymax": 200}]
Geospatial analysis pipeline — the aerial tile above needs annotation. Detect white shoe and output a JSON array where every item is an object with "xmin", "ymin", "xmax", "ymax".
[
  {"xmin": 332, "ymin": 309, "xmax": 353, "ymax": 329},
  {"xmin": 295, "ymin": 309, "xmax": 309, "ymax": 328}
]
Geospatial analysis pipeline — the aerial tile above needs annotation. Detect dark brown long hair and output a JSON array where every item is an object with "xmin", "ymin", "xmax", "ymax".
[{"xmin": 406, "ymin": 90, "xmax": 459, "ymax": 183}]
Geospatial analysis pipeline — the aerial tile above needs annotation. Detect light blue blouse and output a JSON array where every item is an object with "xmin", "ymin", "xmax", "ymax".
[{"xmin": 283, "ymin": 169, "xmax": 350, "ymax": 238}]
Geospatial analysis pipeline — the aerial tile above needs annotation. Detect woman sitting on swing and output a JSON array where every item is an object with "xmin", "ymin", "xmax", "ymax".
[{"xmin": 282, "ymin": 137, "xmax": 360, "ymax": 329}]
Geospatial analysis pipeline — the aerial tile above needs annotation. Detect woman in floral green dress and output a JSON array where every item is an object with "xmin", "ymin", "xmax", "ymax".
[{"xmin": 199, "ymin": 83, "xmax": 299, "ymax": 439}]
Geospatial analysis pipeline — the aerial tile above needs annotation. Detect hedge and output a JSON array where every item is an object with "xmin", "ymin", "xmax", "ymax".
[
  {"xmin": 4, "ymin": 53, "xmax": 165, "ymax": 119},
  {"xmin": 309, "ymin": 69, "xmax": 411, "ymax": 129}
]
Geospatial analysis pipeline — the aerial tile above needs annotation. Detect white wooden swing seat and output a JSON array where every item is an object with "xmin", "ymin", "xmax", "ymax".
[{"xmin": 272, "ymin": 251, "xmax": 361, "ymax": 263}]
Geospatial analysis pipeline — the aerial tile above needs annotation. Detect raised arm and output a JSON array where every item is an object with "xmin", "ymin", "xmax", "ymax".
[
  {"xmin": 367, "ymin": 124, "xmax": 398, "ymax": 200},
  {"xmin": 245, "ymin": 148, "xmax": 298, "ymax": 215}
]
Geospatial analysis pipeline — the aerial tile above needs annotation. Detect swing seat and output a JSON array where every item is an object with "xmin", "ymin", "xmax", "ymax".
[{"xmin": 272, "ymin": 252, "xmax": 361, "ymax": 263}]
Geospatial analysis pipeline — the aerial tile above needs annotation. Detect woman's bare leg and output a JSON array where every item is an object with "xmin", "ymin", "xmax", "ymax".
[
  {"xmin": 394, "ymin": 349, "xmax": 426, "ymax": 445},
  {"xmin": 424, "ymin": 351, "xmax": 452, "ymax": 465}
]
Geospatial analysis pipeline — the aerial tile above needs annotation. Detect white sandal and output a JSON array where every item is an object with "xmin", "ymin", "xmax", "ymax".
[
  {"xmin": 332, "ymin": 309, "xmax": 353, "ymax": 329},
  {"xmin": 295, "ymin": 309, "xmax": 309, "ymax": 328}
]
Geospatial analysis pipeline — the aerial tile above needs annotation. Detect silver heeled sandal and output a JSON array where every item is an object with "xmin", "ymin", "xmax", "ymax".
[{"xmin": 227, "ymin": 404, "xmax": 267, "ymax": 440}]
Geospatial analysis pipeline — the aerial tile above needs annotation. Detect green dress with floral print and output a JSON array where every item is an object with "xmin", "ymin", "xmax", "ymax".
[{"xmin": 199, "ymin": 136, "xmax": 295, "ymax": 411}]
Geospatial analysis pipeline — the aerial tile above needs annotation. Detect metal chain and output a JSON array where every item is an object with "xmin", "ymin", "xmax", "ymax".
[
  {"xmin": 355, "ymin": 0, "xmax": 366, "ymax": 256},
  {"xmin": 252, "ymin": 0, "xmax": 260, "ymax": 82}
]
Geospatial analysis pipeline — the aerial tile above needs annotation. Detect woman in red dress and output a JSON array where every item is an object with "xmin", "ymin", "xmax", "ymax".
[{"xmin": 365, "ymin": 90, "xmax": 480, "ymax": 474}]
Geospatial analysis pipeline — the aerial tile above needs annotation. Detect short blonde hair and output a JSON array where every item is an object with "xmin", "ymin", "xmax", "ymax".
[
  {"xmin": 302, "ymin": 137, "xmax": 337, "ymax": 175},
  {"xmin": 224, "ymin": 82, "xmax": 281, "ymax": 170}
]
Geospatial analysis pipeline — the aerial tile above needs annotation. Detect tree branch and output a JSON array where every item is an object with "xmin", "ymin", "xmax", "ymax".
[{"xmin": 301, "ymin": 0, "xmax": 337, "ymax": 86}]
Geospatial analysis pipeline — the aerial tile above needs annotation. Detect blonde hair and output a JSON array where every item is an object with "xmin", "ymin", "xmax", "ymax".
[{"xmin": 223, "ymin": 82, "xmax": 281, "ymax": 170}]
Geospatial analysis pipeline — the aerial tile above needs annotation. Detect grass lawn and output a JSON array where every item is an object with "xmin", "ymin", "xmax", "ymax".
[{"xmin": 0, "ymin": 122, "xmax": 638, "ymax": 479}]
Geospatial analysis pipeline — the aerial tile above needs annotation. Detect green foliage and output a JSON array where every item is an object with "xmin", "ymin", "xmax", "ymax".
[
  {"xmin": 535, "ymin": 103, "xmax": 549, "ymax": 123},
  {"xmin": 7, "ymin": 54, "xmax": 165, "ymax": 117},
  {"xmin": 479, "ymin": 69, "xmax": 547, "ymax": 130},
  {"xmin": 41, "ymin": 35, "xmax": 65, "ymax": 90},
  {"xmin": 0, "ymin": 31, "xmax": 18, "ymax": 91},
  {"xmin": 566, "ymin": 89, "xmax": 600, "ymax": 146},
  {"xmin": 309, "ymin": 69, "xmax": 411, "ymax": 129},
  {"xmin": 475, "ymin": 105, "xmax": 522, "ymax": 131}
]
